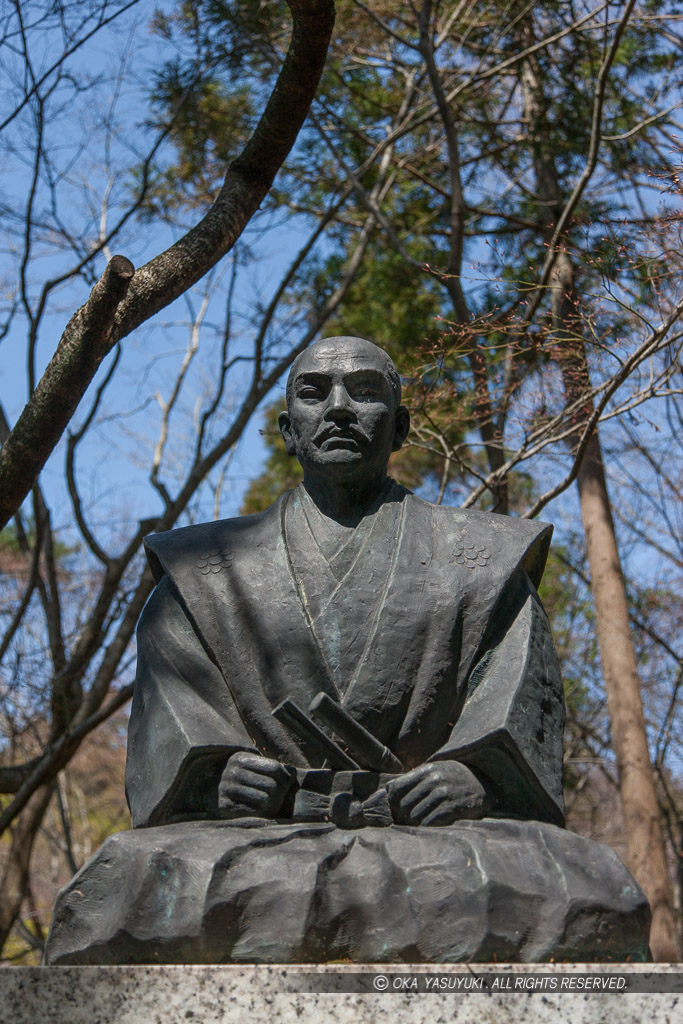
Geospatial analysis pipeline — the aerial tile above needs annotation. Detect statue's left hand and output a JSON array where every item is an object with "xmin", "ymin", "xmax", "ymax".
[{"xmin": 386, "ymin": 761, "xmax": 488, "ymax": 826}]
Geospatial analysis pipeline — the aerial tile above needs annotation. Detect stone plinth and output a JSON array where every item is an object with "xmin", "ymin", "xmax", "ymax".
[{"xmin": 2, "ymin": 965, "xmax": 682, "ymax": 1024}]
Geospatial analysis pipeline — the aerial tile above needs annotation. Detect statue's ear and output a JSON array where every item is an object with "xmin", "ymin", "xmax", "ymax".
[
  {"xmin": 278, "ymin": 410, "xmax": 296, "ymax": 456},
  {"xmin": 392, "ymin": 405, "xmax": 410, "ymax": 451}
]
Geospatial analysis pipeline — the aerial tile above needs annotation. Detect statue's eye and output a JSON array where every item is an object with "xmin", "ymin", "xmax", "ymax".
[
  {"xmin": 353, "ymin": 385, "xmax": 379, "ymax": 400},
  {"xmin": 298, "ymin": 387, "xmax": 323, "ymax": 401}
]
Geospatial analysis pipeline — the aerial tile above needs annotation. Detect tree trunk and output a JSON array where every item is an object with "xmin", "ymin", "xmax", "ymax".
[
  {"xmin": 0, "ymin": 782, "xmax": 54, "ymax": 953},
  {"xmin": 520, "ymin": 23, "xmax": 680, "ymax": 959},
  {"xmin": 576, "ymin": 432, "xmax": 681, "ymax": 961},
  {"xmin": 549, "ymin": 254, "xmax": 680, "ymax": 961}
]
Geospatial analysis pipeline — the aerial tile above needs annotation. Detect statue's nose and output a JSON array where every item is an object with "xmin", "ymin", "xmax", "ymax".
[{"xmin": 325, "ymin": 383, "xmax": 354, "ymax": 420}]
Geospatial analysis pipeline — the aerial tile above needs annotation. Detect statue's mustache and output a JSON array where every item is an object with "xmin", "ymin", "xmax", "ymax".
[{"xmin": 313, "ymin": 424, "xmax": 369, "ymax": 445}]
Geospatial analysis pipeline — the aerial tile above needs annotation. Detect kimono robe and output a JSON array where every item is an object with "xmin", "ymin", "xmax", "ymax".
[{"xmin": 125, "ymin": 483, "xmax": 565, "ymax": 830}]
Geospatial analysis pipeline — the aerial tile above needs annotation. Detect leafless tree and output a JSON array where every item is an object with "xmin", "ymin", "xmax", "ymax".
[{"xmin": 0, "ymin": 0, "xmax": 342, "ymax": 955}]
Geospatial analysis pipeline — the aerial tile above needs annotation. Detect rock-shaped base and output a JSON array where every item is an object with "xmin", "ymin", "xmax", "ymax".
[{"xmin": 44, "ymin": 819, "xmax": 650, "ymax": 964}]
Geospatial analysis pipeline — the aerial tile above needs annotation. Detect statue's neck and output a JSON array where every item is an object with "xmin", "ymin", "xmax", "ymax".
[{"xmin": 301, "ymin": 474, "xmax": 392, "ymax": 529}]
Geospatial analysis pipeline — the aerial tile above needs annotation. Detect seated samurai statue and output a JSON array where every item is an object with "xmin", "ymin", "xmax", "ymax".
[{"xmin": 44, "ymin": 337, "xmax": 650, "ymax": 965}]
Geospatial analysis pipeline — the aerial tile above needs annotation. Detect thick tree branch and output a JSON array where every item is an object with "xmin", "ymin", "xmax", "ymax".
[
  {"xmin": 0, "ymin": 255, "xmax": 135, "ymax": 528},
  {"xmin": 0, "ymin": 0, "xmax": 336, "ymax": 531},
  {"xmin": 0, "ymin": 758, "xmax": 42, "ymax": 796},
  {"xmin": 113, "ymin": 0, "xmax": 335, "ymax": 337}
]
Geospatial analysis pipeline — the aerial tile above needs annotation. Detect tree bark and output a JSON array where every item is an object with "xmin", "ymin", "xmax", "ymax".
[
  {"xmin": 0, "ymin": 0, "xmax": 336, "ymax": 531},
  {"xmin": 577, "ymin": 432, "xmax": 681, "ymax": 960}
]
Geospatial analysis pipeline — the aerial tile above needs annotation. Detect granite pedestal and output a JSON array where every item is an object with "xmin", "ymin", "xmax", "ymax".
[{"xmin": 3, "ymin": 965, "xmax": 681, "ymax": 1024}]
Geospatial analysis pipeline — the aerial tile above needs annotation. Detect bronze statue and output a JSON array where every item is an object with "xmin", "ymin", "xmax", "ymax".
[{"xmin": 45, "ymin": 337, "xmax": 649, "ymax": 965}]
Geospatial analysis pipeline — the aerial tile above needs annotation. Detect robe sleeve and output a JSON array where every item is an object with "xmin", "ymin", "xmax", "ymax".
[
  {"xmin": 430, "ymin": 568, "xmax": 566, "ymax": 826},
  {"xmin": 125, "ymin": 574, "xmax": 257, "ymax": 828}
]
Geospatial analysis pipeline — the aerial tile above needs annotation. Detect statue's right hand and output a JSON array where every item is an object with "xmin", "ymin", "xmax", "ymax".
[{"xmin": 218, "ymin": 752, "xmax": 296, "ymax": 820}]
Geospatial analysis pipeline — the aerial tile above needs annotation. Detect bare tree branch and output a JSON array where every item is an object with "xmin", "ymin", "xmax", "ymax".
[{"xmin": 0, "ymin": 0, "xmax": 336, "ymax": 530}]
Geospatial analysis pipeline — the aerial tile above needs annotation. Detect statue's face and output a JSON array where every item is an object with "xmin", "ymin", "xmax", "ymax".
[{"xmin": 279, "ymin": 338, "xmax": 408, "ymax": 482}]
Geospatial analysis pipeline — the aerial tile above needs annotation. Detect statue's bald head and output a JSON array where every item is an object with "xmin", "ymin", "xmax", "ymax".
[
  {"xmin": 279, "ymin": 335, "xmax": 410, "ymax": 489},
  {"xmin": 286, "ymin": 337, "xmax": 401, "ymax": 412}
]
